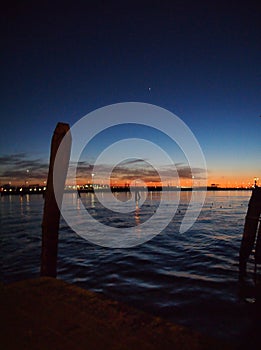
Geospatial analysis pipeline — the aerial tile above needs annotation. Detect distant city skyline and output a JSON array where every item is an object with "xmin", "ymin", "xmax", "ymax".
[{"xmin": 0, "ymin": 154, "xmax": 259, "ymax": 189}]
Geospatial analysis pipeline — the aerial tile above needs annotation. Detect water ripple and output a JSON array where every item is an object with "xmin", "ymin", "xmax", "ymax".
[{"xmin": 1, "ymin": 191, "xmax": 258, "ymax": 343}]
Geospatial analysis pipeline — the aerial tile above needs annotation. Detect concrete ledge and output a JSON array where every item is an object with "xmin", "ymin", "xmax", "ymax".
[{"xmin": 0, "ymin": 277, "xmax": 234, "ymax": 349}]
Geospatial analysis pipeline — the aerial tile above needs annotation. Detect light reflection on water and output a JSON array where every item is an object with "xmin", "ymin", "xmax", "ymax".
[{"xmin": 1, "ymin": 190, "xmax": 260, "ymax": 343}]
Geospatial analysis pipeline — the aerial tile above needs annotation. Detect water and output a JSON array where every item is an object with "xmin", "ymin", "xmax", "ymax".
[{"xmin": 1, "ymin": 190, "xmax": 260, "ymax": 344}]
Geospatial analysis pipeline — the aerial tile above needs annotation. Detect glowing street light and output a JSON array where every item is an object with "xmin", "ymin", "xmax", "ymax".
[{"xmin": 25, "ymin": 169, "xmax": 30, "ymax": 186}]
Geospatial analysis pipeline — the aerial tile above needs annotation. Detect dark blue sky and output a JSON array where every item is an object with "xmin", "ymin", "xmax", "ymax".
[{"xmin": 0, "ymin": 0, "xmax": 260, "ymax": 186}]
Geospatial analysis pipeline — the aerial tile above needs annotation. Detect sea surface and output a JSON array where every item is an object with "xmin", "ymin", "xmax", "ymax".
[{"xmin": 1, "ymin": 190, "xmax": 260, "ymax": 344}]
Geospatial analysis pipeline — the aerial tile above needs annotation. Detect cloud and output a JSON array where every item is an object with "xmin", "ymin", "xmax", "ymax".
[
  {"xmin": 0, "ymin": 153, "xmax": 206, "ymax": 185},
  {"xmin": 0, "ymin": 153, "xmax": 28, "ymax": 165},
  {"xmin": 120, "ymin": 159, "xmax": 148, "ymax": 166},
  {"xmin": 0, "ymin": 153, "xmax": 48, "ymax": 184},
  {"xmin": 73, "ymin": 160, "xmax": 206, "ymax": 184}
]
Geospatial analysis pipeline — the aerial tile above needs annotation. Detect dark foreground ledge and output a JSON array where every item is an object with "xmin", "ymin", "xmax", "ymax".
[{"xmin": 0, "ymin": 277, "xmax": 234, "ymax": 350}]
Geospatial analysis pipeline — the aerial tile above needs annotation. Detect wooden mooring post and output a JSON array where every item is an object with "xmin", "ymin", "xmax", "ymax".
[
  {"xmin": 239, "ymin": 187, "xmax": 261, "ymax": 269},
  {"xmin": 41, "ymin": 122, "xmax": 71, "ymax": 277}
]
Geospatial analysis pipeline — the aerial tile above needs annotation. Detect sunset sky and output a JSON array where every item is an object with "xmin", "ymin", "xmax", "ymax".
[{"xmin": 0, "ymin": 1, "xmax": 260, "ymax": 188}]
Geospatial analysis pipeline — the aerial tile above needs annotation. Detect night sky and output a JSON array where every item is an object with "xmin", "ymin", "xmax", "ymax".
[{"xmin": 0, "ymin": 0, "xmax": 260, "ymax": 187}]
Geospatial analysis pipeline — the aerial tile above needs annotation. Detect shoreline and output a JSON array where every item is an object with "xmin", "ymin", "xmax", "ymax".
[
  {"xmin": 0, "ymin": 277, "xmax": 235, "ymax": 350},
  {"xmin": 0, "ymin": 187, "xmax": 254, "ymax": 196}
]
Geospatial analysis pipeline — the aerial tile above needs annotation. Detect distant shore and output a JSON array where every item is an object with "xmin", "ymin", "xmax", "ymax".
[{"xmin": 0, "ymin": 185, "xmax": 254, "ymax": 196}]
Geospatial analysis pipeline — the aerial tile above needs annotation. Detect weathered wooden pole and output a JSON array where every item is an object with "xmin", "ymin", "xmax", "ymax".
[
  {"xmin": 239, "ymin": 187, "xmax": 261, "ymax": 269},
  {"xmin": 254, "ymin": 219, "xmax": 261, "ymax": 265},
  {"xmin": 41, "ymin": 122, "xmax": 71, "ymax": 277}
]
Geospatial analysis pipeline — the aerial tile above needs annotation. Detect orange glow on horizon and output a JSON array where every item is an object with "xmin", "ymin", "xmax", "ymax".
[{"xmin": 2, "ymin": 174, "xmax": 259, "ymax": 189}]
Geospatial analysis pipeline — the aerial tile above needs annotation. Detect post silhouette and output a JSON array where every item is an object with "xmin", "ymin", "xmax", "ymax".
[
  {"xmin": 41, "ymin": 122, "xmax": 71, "ymax": 277},
  {"xmin": 239, "ymin": 187, "xmax": 261, "ymax": 269}
]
